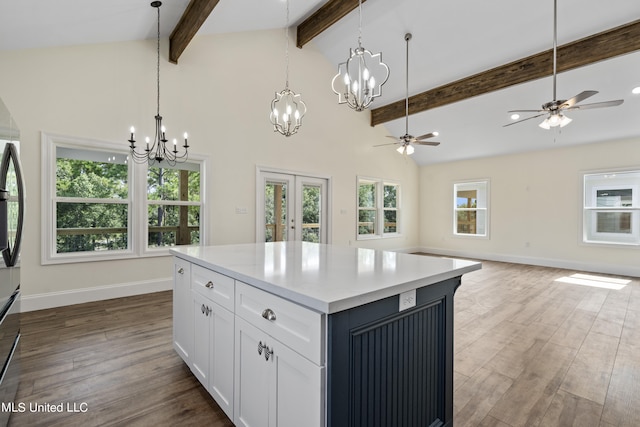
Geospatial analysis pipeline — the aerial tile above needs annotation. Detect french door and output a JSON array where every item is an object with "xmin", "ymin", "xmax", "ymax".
[{"xmin": 257, "ymin": 170, "xmax": 329, "ymax": 243}]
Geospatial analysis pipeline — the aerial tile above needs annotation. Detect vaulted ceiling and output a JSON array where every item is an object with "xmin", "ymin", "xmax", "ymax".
[{"xmin": 2, "ymin": 0, "xmax": 639, "ymax": 165}]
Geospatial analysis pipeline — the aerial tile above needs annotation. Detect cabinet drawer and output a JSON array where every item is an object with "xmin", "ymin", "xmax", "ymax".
[
  {"xmin": 235, "ymin": 282, "xmax": 323, "ymax": 365},
  {"xmin": 192, "ymin": 264, "xmax": 235, "ymax": 311}
]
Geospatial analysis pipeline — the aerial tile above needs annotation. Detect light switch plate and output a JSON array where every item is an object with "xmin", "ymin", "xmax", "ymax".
[{"xmin": 399, "ymin": 289, "xmax": 416, "ymax": 311}]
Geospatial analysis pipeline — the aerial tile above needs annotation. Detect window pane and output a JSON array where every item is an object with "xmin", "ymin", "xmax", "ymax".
[
  {"xmin": 456, "ymin": 190, "xmax": 477, "ymax": 208},
  {"xmin": 358, "ymin": 183, "xmax": 376, "ymax": 208},
  {"xmin": 148, "ymin": 204, "xmax": 200, "ymax": 247},
  {"xmin": 264, "ymin": 182, "xmax": 287, "ymax": 242},
  {"xmin": 147, "ymin": 163, "xmax": 200, "ymax": 202},
  {"xmin": 384, "ymin": 210, "xmax": 397, "ymax": 233},
  {"xmin": 597, "ymin": 212, "xmax": 632, "ymax": 234},
  {"xmin": 302, "ymin": 185, "xmax": 321, "ymax": 243},
  {"xmin": 457, "ymin": 210, "xmax": 477, "ymax": 234},
  {"xmin": 358, "ymin": 210, "xmax": 376, "ymax": 235},
  {"xmin": 56, "ymin": 149, "xmax": 128, "ymax": 199},
  {"xmin": 56, "ymin": 202, "xmax": 128, "ymax": 253},
  {"xmin": 596, "ymin": 189, "xmax": 632, "ymax": 207},
  {"xmin": 383, "ymin": 185, "xmax": 397, "ymax": 208}
]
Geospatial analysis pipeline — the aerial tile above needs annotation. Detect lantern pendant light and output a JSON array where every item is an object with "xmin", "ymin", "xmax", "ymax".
[
  {"xmin": 331, "ymin": 0, "xmax": 389, "ymax": 111},
  {"xmin": 270, "ymin": 0, "xmax": 307, "ymax": 137}
]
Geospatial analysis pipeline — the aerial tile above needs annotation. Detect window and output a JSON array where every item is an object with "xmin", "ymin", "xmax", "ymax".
[
  {"xmin": 357, "ymin": 177, "xmax": 400, "ymax": 239},
  {"xmin": 453, "ymin": 180, "xmax": 489, "ymax": 237},
  {"xmin": 42, "ymin": 133, "xmax": 207, "ymax": 264},
  {"xmin": 147, "ymin": 162, "xmax": 201, "ymax": 249},
  {"xmin": 583, "ymin": 171, "xmax": 640, "ymax": 246},
  {"xmin": 55, "ymin": 146, "xmax": 131, "ymax": 254}
]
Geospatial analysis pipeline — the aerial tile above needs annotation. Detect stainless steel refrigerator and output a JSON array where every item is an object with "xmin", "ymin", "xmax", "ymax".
[{"xmin": 0, "ymin": 117, "xmax": 23, "ymax": 425}]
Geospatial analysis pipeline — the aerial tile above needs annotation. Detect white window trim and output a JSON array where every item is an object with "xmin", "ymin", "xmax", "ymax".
[
  {"xmin": 41, "ymin": 132, "xmax": 209, "ymax": 265},
  {"xmin": 453, "ymin": 179, "xmax": 490, "ymax": 239},
  {"xmin": 581, "ymin": 169, "xmax": 640, "ymax": 247},
  {"xmin": 356, "ymin": 176, "xmax": 401, "ymax": 240}
]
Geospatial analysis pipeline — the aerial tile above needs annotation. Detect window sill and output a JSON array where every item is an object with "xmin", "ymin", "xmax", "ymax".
[{"xmin": 357, "ymin": 233, "xmax": 403, "ymax": 241}]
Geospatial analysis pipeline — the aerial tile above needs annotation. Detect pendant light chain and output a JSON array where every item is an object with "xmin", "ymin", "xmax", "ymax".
[
  {"xmin": 357, "ymin": 0, "xmax": 363, "ymax": 48},
  {"xmin": 285, "ymin": 0, "xmax": 290, "ymax": 89},
  {"xmin": 156, "ymin": 3, "xmax": 161, "ymax": 116}
]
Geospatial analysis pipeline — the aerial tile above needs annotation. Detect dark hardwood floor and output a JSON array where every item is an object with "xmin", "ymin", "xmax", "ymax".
[
  {"xmin": 7, "ymin": 259, "xmax": 640, "ymax": 426},
  {"xmin": 9, "ymin": 292, "xmax": 232, "ymax": 427}
]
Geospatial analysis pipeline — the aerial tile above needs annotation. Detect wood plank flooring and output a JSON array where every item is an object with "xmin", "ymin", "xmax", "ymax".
[
  {"xmin": 453, "ymin": 260, "xmax": 640, "ymax": 427},
  {"xmin": 9, "ymin": 292, "xmax": 233, "ymax": 427},
  {"xmin": 7, "ymin": 259, "xmax": 640, "ymax": 426}
]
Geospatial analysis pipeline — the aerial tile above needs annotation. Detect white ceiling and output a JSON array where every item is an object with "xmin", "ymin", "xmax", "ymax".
[{"xmin": 1, "ymin": 0, "xmax": 639, "ymax": 166}]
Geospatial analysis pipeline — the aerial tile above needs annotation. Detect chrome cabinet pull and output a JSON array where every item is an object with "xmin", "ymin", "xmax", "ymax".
[
  {"xmin": 201, "ymin": 304, "xmax": 206, "ymax": 314},
  {"xmin": 261, "ymin": 308, "xmax": 276, "ymax": 321},
  {"xmin": 264, "ymin": 345, "xmax": 274, "ymax": 361},
  {"xmin": 205, "ymin": 281, "xmax": 214, "ymax": 289},
  {"xmin": 257, "ymin": 341, "xmax": 273, "ymax": 361},
  {"xmin": 178, "ymin": 267, "xmax": 184, "ymax": 274},
  {"xmin": 206, "ymin": 306, "xmax": 211, "ymax": 316}
]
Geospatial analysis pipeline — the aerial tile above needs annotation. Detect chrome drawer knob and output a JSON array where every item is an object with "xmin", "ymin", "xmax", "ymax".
[
  {"xmin": 177, "ymin": 267, "xmax": 184, "ymax": 274},
  {"xmin": 261, "ymin": 308, "xmax": 276, "ymax": 321},
  {"xmin": 205, "ymin": 281, "xmax": 214, "ymax": 289}
]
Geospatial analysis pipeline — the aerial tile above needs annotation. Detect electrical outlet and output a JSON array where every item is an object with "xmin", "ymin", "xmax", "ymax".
[{"xmin": 399, "ymin": 289, "xmax": 416, "ymax": 311}]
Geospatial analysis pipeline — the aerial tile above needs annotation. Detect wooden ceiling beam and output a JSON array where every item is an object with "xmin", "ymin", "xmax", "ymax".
[
  {"xmin": 296, "ymin": 0, "xmax": 366, "ymax": 48},
  {"xmin": 169, "ymin": 0, "xmax": 221, "ymax": 64},
  {"xmin": 370, "ymin": 19, "xmax": 640, "ymax": 127}
]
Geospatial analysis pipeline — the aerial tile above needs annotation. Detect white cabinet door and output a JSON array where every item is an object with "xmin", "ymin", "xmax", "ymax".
[
  {"xmin": 191, "ymin": 290, "xmax": 210, "ymax": 386},
  {"xmin": 271, "ymin": 341, "xmax": 324, "ymax": 427},
  {"xmin": 234, "ymin": 317, "xmax": 323, "ymax": 427},
  {"xmin": 173, "ymin": 258, "xmax": 192, "ymax": 363},
  {"xmin": 192, "ymin": 290, "xmax": 235, "ymax": 420},
  {"xmin": 210, "ymin": 301, "xmax": 235, "ymax": 420},
  {"xmin": 235, "ymin": 317, "xmax": 271, "ymax": 427}
]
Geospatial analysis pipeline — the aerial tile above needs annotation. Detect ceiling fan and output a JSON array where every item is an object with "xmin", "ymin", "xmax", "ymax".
[
  {"xmin": 375, "ymin": 33, "xmax": 440, "ymax": 155},
  {"xmin": 504, "ymin": 0, "xmax": 623, "ymax": 129}
]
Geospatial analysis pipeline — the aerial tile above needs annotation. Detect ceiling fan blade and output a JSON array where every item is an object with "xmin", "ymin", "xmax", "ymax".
[
  {"xmin": 374, "ymin": 142, "xmax": 401, "ymax": 147},
  {"xmin": 507, "ymin": 109, "xmax": 546, "ymax": 113},
  {"xmin": 414, "ymin": 141, "xmax": 441, "ymax": 146},
  {"xmin": 385, "ymin": 135, "xmax": 400, "ymax": 140},
  {"xmin": 415, "ymin": 132, "xmax": 437, "ymax": 140},
  {"xmin": 565, "ymin": 99, "xmax": 624, "ymax": 110},
  {"xmin": 503, "ymin": 113, "xmax": 547, "ymax": 127},
  {"xmin": 561, "ymin": 90, "xmax": 598, "ymax": 108}
]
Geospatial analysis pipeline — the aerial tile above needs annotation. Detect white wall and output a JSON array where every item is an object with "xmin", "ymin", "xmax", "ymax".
[
  {"xmin": 0, "ymin": 29, "xmax": 420, "ymax": 307},
  {"xmin": 419, "ymin": 137, "xmax": 640, "ymax": 277}
]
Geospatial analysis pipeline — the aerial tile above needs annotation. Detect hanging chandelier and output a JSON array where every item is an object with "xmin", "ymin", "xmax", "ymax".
[
  {"xmin": 270, "ymin": 0, "xmax": 306, "ymax": 136},
  {"xmin": 331, "ymin": 0, "xmax": 389, "ymax": 111},
  {"xmin": 128, "ymin": 1, "xmax": 189, "ymax": 166}
]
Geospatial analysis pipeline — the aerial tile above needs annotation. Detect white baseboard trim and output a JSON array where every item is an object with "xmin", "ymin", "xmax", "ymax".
[
  {"xmin": 416, "ymin": 247, "xmax": 640, "ymax": 278},
  {"xmin": 21, "ymin": 278, "xmax": 173, "ymax": 312}
]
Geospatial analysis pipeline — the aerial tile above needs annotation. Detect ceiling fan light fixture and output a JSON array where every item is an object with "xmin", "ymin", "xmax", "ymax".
[{"xmin": 539, "ymin": 112, "xmax": 571, "ymax": 129}]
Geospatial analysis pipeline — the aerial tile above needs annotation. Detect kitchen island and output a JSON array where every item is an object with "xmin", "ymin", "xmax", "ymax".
[{"xmin": 171, "ymin": 242, "xmax": 481, "ymax": 427}]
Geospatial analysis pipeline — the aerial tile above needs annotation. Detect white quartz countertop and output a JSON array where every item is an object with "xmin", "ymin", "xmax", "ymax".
[{"xmin": 170, "ymin": 242, "xmax": 481, "ymax": 314}]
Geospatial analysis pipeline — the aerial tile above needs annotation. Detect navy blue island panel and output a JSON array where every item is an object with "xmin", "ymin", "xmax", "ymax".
[{"xmin": 327, "ymin": 276, "xmax": 460, "ymax": 427}]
